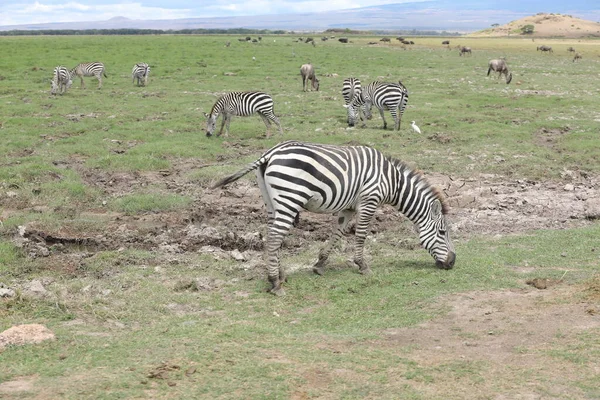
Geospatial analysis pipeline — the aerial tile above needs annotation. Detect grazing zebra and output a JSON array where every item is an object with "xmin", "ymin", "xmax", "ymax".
[
  {"xmin": 70, "ymin": 62, "xmax": 107, "ymax": 89},
  {"xmin": 300, "ymin": 64, "xmax": 319, "ymax": 91},
  {"xmin": 131, "ymin": 63, "xmax": 150, "ymax": 86},
  {"xmin": 204, "ymin": 91, "xmax": 283, "ymax": 138},
  {"xmin": 212, "ymin": 141, "xmax": 456, "ymax": 295},
  {"xmin": 50, "ymin": 66, "xmax": 72, "ymax": 95},
  {"xmin": 487, "ymin": 59, "xmax": 513, "ymax": 84},
  {"xmin": 345, "ymin": 81, "xmax": 409, "ymax": 131},
  {"xmin": 342, "ymin": 77, "xmax": 362, "ymax": 123}
]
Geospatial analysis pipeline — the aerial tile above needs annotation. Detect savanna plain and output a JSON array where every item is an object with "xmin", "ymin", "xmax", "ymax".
[{"xmin": 1, "ymin": 34, "xmax": 599, "ymax": 399}]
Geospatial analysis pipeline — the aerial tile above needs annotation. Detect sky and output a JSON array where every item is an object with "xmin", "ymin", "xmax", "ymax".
[{"xmin": 0, "ymin": 0, "xmax": 430, "ymax": 26}]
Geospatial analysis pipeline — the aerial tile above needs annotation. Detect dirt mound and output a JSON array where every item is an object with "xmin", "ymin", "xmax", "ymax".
[
  {"xmin": 470, "ymin": 13, "xmax": 600, "ymax": 38},
  {"xmin": 0, "ymin": 324, "xmax": 55, "ymax": 351}
]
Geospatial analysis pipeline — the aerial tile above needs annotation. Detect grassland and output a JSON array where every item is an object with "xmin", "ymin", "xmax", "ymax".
[{"xmin": 0, "ymin": 34, "xmax": 599, "ymax": 399}]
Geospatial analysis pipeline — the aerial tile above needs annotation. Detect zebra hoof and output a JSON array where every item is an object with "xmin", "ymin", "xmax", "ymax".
[
  {"xmin": 269, "ymin": 286, "xmax": 286, "ymax": 296},
  {"xmin": 312, "ymin": 266, "xmax": 324, "ymax": 276},
  {"xmin": 359, "ymin": 267, "xmax": 372, "ymax": 275}
]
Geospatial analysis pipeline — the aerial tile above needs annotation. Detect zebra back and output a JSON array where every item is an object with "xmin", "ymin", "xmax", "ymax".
[
  {"xmin": 342, "ymin": 78, "xmax": 362, "ymax": 105},
  {"xmin": 209, "ymin": 91, "xmax": 275, "ymax": 117},
  {"xmin": 71, "ymin": 62, "xmax": 106, "ymax": 77}
]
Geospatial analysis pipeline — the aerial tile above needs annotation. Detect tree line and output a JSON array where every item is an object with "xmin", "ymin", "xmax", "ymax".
[{"xmin": 0, "ymin": 28, "xmax": 286, "ymax": 36}]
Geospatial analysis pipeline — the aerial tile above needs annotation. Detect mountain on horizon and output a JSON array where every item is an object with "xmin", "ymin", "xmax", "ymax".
[{"xmin": 0, "ymin": 1, "xmax": 598, "ymax": 32}]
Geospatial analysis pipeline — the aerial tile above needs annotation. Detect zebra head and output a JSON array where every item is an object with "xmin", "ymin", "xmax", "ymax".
[
  {"xmin": 204, "ymin": 112, "xmax": 218, "ymax": 137},
  {"xmin": 50, "ymin": 79, "xmax": 59, "ymax": 95},
  {"xmin": 417, "ymin": 199, "xmax": 456, "ymax": 270}
]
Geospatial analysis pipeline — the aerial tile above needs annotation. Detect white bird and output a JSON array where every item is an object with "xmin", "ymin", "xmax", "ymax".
[{"xmin": 411, "ymin": 121, "xmax": 421, "ymax": 134}]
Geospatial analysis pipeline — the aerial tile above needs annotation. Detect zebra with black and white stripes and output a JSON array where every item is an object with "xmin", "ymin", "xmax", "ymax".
[
  {"xmin": 70, "ymin": 62, "xmax": 107, "ymax": 89},
  {"xmin": 50, "ymin": 66, "xmax": 72, "ymax": 95},
  {"xmin": 213, "ymin": 140, "xmax": 455, "ymax": 295},
  {"xmin": 342, "ymin": 77, "xmax": 362, "ymax": 123},
  {"xmin": 132, "ymin": 63, "xmax": 150, "ymax": 86},
  {"xmin": 345, "ymin": 81, "xmax": 409, "ymax": 131},
  {"xmin": 204, "ymin": 91, "xmax": 283, "ymax": 138}
]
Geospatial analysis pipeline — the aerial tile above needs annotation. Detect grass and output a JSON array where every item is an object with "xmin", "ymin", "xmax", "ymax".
[{"xmin": 1, "ymin": 34, "xmax": 599, "ymax": 399}]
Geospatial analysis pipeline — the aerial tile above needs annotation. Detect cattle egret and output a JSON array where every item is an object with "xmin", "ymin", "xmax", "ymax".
[{"xmin": 411, "ymin": 121, "xmax": 421, "ymax": 134}]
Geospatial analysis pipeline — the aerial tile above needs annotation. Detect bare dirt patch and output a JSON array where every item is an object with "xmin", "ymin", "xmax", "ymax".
[{"xmin": 379, "ymin": 283, "xmax": 600, "ymax": 398}]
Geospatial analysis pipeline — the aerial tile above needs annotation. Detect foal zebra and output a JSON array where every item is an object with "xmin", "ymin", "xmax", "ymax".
[
  {"xmin": 205, "ymin": 91, "xmax": 283, "ymax": 138},
  {"xmin": 345, "ymin": 81, "xmax": 409, "ymax": 131},
  {"xmin": 213, "ymin": 140, "xmax": 455, "ymax": 295},
  {"xmin": 70, "ymin": 62, "xmax": 107, "ymax": 89},
  {"xmin": 50, "ymin": 66, "xmax": 72, "ymax": 95},
  {"xmin": 132, "ymin": 63, "xmax": 150, "ymax": 86}
]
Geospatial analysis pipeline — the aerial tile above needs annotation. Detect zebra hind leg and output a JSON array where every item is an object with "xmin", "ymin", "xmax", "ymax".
[
  {"xmin": 313, "ymin": 209, "xmax": 354, "ymax": 276},
  {"xmin": 379, "ymin": 108, "xmax": 387, "ymax": 129},
  {"xmin": 265, "ymin": 215, "xmax": 297, "ymax": 296}
]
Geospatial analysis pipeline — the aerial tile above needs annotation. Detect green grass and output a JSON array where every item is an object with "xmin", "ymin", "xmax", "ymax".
[{"xmin": 1, "ymin": 34, "xmax": 599, "ymax": 399}]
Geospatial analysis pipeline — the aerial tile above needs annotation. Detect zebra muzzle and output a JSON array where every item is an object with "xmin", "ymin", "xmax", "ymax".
[{"xmin": 436, "ymin": 251, "xmax": 456, "ymax": 270}]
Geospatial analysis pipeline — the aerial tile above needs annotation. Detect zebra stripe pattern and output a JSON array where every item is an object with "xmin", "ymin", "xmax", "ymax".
[
  {"xmin": 132, "ymin": 63, "xmax": 150, "ymax": 86},
  {"xmin": 342, "ymin": 77, "xmax": 362, "ymax": 123},
  {"xmin": 346, "ymin": 81, "xmax": 409, "ymax": 131},
  {"xmin": 213, "ymin": 140, "xmax": 455, "ymax": 295},
  {"xmin": 205, "ymin": 91, "xmax": 283, "ymax": 138},
  {"xmin": 50, "ymin": 66, "xmax": 72, "ymax": 95},
  {"xmin": 70, "ymin": 62, "xmax": 107, "ymax": 89}
]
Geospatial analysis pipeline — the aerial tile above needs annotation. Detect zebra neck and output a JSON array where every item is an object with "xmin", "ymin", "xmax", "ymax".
[{"xmin": 390, "ymin": 169, "xmax": 434, "ymax": 225}]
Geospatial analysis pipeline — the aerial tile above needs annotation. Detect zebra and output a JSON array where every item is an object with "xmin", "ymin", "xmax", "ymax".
[
  {"xmin": 345, "ymin": 81, "xmax": 409, "ymax": 131},
  {"xmin": 50, "ymin": 66, "xmax": 72, "ymax": 95},
  {"xmin": 300, "ymin": 64, "xmax": 319, "ymax": 92},
  {"xmin": 132, "ymin": 63, "xmax": 150, "ymax": 86},
  {"xmin": 342, "ymin": 77, "xmax": 363, "ymax": 123},
  {"xmin": 70, "ymin": 62, "xmax": 107, "ymax": 89},
  {"xmin": 212, "ymin": 140, "xmax": 455, "ymax": 296},
  {"xmin": 204, "ymin": 91, "xmax": 283, "ymax": 138}
]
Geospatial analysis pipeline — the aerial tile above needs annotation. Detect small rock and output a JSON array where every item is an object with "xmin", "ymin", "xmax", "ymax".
[
  {"xmin": 563, "ymin": 184, "xmax": 575, "ymax": 191},
  {"xmin": 25, "ymin": 280, "xmax": 48, "ymax": 297},
  {"xmin": 230, "ymin": 249, "xmax": 246, "ymax": 262},
  {"xmin": 0, "ymin": 288, "xmax": 15, "ymax": 298}
]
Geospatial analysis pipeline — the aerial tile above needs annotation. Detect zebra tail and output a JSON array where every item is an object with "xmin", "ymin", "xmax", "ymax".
[
  {"xmin": 487, "ymin": 67, "xmax": 491, "ymax": 76},
  {"xmin": 104, "ymin": 71, "xmax": 108, "ymax": 78},
  {"xmin": 211, "ymin": 159, "xmax": 264, "ymax": 189}
]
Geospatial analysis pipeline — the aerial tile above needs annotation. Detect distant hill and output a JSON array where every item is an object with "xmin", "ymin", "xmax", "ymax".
[
  {"xmin": 469, "ymin": 13, "xmax": 600, "ymax": 38},
  {"xmin": 0, "ymin": 2, "xmax": 599, "ymax": 32}
]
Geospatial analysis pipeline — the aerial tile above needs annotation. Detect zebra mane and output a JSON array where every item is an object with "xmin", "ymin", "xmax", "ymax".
[{"xmin": 388, "ymin": 157, "xmax": 449, "ymax": 215}]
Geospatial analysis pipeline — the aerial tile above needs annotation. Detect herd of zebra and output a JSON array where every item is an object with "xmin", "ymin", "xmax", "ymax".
[
  {"xmin": 207, "ymin": 67, "xmax": 455, "ymax": 295},
  {"xmin": 204, "ymin": 70, "xmax": 410, "ymax": 139},
  {"xmin": 50, "ymin": 61, "xmax": 150, "ymax": 95}
]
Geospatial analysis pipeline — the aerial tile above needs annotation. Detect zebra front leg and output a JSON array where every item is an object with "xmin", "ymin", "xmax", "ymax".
[
  {"xmin": 352, "ymin": 201, "xmax": 378, "ymax": 275},
  {"xmin": 217, "ymin": 114, "xmax": 228, "ymax": 137},
  {"xmin": 313, "ymin": 209, "xmax": 355, "ymax": 275},
  {"xmin": 97, "ymin": 75, "xmax": 102, "ymax": 89}
]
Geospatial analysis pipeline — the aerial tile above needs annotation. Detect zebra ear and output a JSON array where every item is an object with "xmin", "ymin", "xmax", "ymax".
[
  {"xmin": 431, "ymin": 199, "xmax": 443, "ymax": 216},
  {"xmin": 203, "ymin": 112, "xmax": 209, "ymax": 117}
]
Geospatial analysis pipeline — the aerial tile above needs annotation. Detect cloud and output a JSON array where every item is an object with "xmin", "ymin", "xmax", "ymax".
[
  {"xmin": 0, "ymin": 0, "xmax": 428, "ymax": 26},
  {"xmin": 0, "ymin": 2, "xmax": 192, "ymax": 26}
]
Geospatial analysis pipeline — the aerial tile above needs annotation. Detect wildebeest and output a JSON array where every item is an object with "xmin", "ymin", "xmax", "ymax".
[
  {"xmin": 459, "ymin": 46, "xmax": 472, "ymax": 56},
  {"xmin": 380, "ymin": 37, "xmax": 391, "ymax": 42},
  {"xmin": 305, "ymin": 37, "xmax": 314, "ymax": 43},
  {"xmin": 442, "ymin": 40, "xmax": 450, "ymax": 45},
  {"xmin": 537, "ymin": 45, "xmax": 553, "ymax": 53},
  {"xmin": 487, "ymin": 59, "xmax": 513, "ymax": 84},
  {"xmin": 567, "ymin": 47, "xmax": 576, "ymax": 53},
  {"xmin": 321, "ymin": 36, "xmax": 328, "ymax": 41},
  {"xmin": 396, "ymin": 37, "xmax": 405, "ymax": 41},
  {"xmin": 300, "ymin": 63, "xmax": 319, "ymax": 92},
  {"xmin": 573, "ymin": 53, "xmax": 582, "ymax": 62},
  {"xmin": 338, "ymin": 37, "xmax": 348, "ymax": 43}
]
